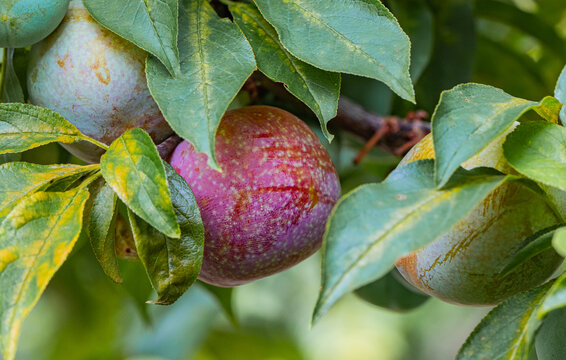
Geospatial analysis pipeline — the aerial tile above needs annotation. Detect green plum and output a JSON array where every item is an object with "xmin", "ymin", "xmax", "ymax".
[
  {"xmin": 0, "ymin": 0, "xmax": 70, "ymax": 48},
  {"xmin": 395, "ymin": 131, "xmax": 563, "ymax": 306},
  {"xmin": 27, "ymin": 0, "xmax": 172, "ymax": 163},
  {"xmin": 536, "ymin": 307, "xmax": 566, "ymax": 360}
]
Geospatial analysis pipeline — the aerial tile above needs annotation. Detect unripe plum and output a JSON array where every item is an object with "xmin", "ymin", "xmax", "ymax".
[
  {"xmin": 535, "ymin": 307, "xmax": 566, "ymax": 360},
  {"xmin": 395, "ymin": 132, "xmax": 563, "ymax": 305},
  {"xmin": 169, "ymin": 106, "xmax": 341, "ymax": 287},
  {"xmin": 27, "ymin": 0, "xmax": 171, "ymax": 163},
  {"xmin": 0, "ymin": 0, "xmax": 70, "ymax": 48}
]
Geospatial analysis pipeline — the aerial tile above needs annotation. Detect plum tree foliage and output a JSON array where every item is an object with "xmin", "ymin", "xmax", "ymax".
[{"xmin": 1, "ymin": 0, "xmax": 566, "ymax": 359}]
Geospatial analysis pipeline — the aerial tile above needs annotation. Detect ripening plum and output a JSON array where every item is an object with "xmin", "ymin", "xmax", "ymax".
[
  {"xmin": 395, "ymin": 131, "xmax": 563, "ymax": 306},
  {"xmin": 27, "ymin": 0, "xmax": 172, "ymax": 163},
  {"xmin": 169, "ymin": 106, "xmax": 341, "ymax": 287},
  {"xmin": 0, "ymin": 0, "xmax": 69, "ymax": 48}
]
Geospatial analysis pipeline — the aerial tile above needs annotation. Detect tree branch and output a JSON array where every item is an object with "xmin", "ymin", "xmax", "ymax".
[
  {"xmin": 248, "ymin": 72, "xmax": 431, "ymax": 157},
  {"xmin": 333, "ymin": 98, "xmax": 430, "ymax": 156}
]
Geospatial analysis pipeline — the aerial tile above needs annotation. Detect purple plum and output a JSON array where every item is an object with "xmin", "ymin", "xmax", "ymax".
[{"xmin": 170, "ymin": 106, "xmax": 341, "ymax": 287}]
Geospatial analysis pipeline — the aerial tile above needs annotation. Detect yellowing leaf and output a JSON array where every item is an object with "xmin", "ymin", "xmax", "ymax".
[
  {"xmin": 0, "ymin": 189, "xmax": 89, "ymax": 360},
  {"xmin": 100, "ymin": 129, "xmax": 180, "ymax": 238}
]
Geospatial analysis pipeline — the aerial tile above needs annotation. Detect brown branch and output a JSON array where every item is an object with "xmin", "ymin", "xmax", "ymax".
[
  {"xmin": 333, "ymin": 98, "xmax": 430, "ymax": 156},
  {"xmin": 248, "ymin": 72, "xmax": 431, "ymax": 159}
]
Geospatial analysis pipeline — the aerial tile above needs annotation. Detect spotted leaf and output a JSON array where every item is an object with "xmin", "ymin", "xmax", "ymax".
[
  {"xmin": 0, "ymin": 188, "xmax": 89, "ymax": 360},
  {"xmin": 0, "ymin": 103, "xmax": 100, "ymax": 154},
  {"xmin": 100, "ymin": 128, "xmax": 180, "ymax": 238},
  {"xmin": 0, "ymin": 162, "xmax": 96, "ymax": 218}
]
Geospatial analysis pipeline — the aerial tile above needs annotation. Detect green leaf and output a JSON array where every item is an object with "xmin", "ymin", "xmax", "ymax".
[
  {"xmin": 127, "ymin": 163, "xmax": 204, "ymax": 305},
  {"xmin": 0, "ymin": 162, "xmax": 96, "ymax": 218},
  {"xmin": 0, "ymin": 188, "xmax": 89, "ymax": 360},
  {"xmin": 253, "ymin": 0, "xmax": 414, "ymax": 102},
  {"xmin": 432, "ymin": 84, "xmax": 555, "ymax": 187},
  {"xmin": 555, "ymin": 65, "xmax": 566, "ymax": 125},
  {"xmin": 503, "ymin": 121, "xmax": 566, "ymax": 192},
  {"xmin": 537, "ymin": 272, "xmax": 566, "ymax": 318},
  {"xmin": 100, "ymin": 129, "xmax": 180, "ymax": 239},
  {"xmin": 86, "ymin": 177, "xmax": 120, "ymax": 283},
  {"xmin": 1, "ymin": 49, "xmax": 24, "ymax": 103},
  {"xmin": 354, "ymin": 270, "xmax": 429, "ymax": 313},
  {"xmin": 457, "ymin": 282, "xmax": 552, "ymax": 360},
  {"xmin": 499, "ymin": 225, "xmax": 565, "ymax": 277},
  {"xmin": 199, "ymin": 281, "xmax": 237, "ymax": 326},
  {"xmin": 230, "ymin": 3, "xmax": 340, "ymax": 142},
  {"xmin": 0, "ymin": 103, "xmax": 98, "ymax": 155},
  {"xmin": 83, "ymin": 0, "xmax": 180, "ymax": 76},
  {"xmin": 146, "ymin": 0, "xmax": 256, "ymax": 170},
  {"xmin": 313, "ymin": 160, "xmax": 508, "ymax": 322}
]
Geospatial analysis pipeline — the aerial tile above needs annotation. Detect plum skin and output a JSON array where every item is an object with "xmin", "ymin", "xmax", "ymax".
[
  {"xmin": 0, "ymin": 0, "xmax": 70, "ymax": 48},
  {"xmin": 395, "ymin": 133, "xmax": 563, "ymax": 306},
  {"xmin": 536, "ymin": 307, "xmax": 566, "ymax": 360},
  {"xmin": 27, "ymin": 0, "xmax": 171, "ymax": 163},
  {"xmin": 170, "ymin": 106, "xmax": 341, "ymax": 287}
]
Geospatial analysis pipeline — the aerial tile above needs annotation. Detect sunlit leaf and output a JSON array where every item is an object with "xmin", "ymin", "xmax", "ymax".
[
  {"xmin": 0, "ymin": 103, "xmax": 97, "ymax": 154},
  {"xmin": 0, "ymin": 188, "xmax": 89, "ymax": 360},
  {"xmin": 253, "ymin": 0, "xmax": 414, "ymax": 102},
  {"xmin": 0, "ymin": 162, "xmax": 95, "ymax": 218},
  {"xmin": 101, "ymin": 129, "xmax": 180, "ymax": 239},
  {"xmin": 146, "ymin": 0, "xmax": 256, "ymax": 170},
  {"xmin": 83, "ymin": 0, "xmax": 180, "ymax": 76}
]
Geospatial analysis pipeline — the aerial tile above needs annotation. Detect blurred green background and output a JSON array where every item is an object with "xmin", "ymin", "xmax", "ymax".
[{"xmin": 6, "ymin": 0, "xmax": 566, "ymax": 359}]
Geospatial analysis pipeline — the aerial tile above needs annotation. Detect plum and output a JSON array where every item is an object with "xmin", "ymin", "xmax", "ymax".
[
  {"xmin": 395, "ymin": 131, "xmax": 563, "ymax": 305},
  {"xmin": 536, "ymin": 307, "xmax": 566, "ymax": 360},
  {"xmin": 27, "ymin": 0, "xmax": 171, "ymax": 163},
  {"xmin": 0, "ymin": 0, "xmax": 69, "ymax": 48},
  {"xmin": 170, "ymin": 106, "xmax": 341, "ymax": 287}
]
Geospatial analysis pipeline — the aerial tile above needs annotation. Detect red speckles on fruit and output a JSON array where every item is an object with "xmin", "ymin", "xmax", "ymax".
[{"xmin": 170, "ymin": 106, "xmax": 341, "ymax": 287}]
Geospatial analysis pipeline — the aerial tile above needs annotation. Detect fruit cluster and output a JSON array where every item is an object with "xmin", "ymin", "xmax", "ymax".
[{"xmin": 5, "ymin": 0, "xmax": 561, "ymax": 301}]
